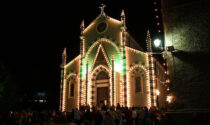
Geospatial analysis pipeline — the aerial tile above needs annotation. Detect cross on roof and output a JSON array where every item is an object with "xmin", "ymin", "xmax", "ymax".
[{"xmin": 99, "ymin": 4, "xmax": 106, "ymax": 15}]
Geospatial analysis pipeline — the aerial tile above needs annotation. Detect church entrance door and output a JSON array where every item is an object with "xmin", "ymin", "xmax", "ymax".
[
  {"xmin": 97, "ymin": 87, "xmax": 109, "ymax": 105},
  {"xmin": 95, "ymin": 70, "xmax": 110, "ymax": 106}
]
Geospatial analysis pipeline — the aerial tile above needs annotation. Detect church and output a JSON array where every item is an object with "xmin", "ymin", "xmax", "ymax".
[{"xmin": 60, "ymin": 5, "xmax": 167, "ymax": 112}]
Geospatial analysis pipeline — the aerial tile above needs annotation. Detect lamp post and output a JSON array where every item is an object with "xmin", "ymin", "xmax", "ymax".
[
  {"xmin": 156, "ymin": 89, "xmax": 160, "ymax": 108},
  {"xmin": 147, "ymin": 31, "xmax": 168, "ymax": 107},
  {"xmin": 151, "ymin": 33, "xmax": 176, "ymax": 109}
]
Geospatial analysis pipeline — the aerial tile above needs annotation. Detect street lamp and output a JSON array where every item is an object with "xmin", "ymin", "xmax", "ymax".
[
  {"xmin": 156, "ymin": 90, "xmax": 160, "ymax": 108},
  {"xmin": 156, "ymin": 90, "xmax": 160, "ymax": 96},
  {"xmin": 154, "ymin": 39, "xmax": 161, "ymax": 47}
]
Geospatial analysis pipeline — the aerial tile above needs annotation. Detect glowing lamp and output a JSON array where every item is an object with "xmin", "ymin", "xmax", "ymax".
[
  {"xmin": 156, "ymin": 90, "xmax": 160, "ymax": 96},
  {"xmin": 166, "ymin": 96, "xmax": 173, "ymax": 103},
  {"xmin": 154, "ymin": 39, "xmax": 161, "ymax": 47}
]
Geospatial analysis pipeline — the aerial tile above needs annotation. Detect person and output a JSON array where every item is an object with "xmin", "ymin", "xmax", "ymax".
[
  {"xmin": 90, "ymin": 107, "xmax": 96, "ymax": 125},
  {"xmin": 153, "ymin": 108, "xmax": 160, "ymax": 125},
  {"xmin": 136, "ymin": 107, "xmax": 144, "ymax": 125},
  {"xmin": 117, "ymin": 103, "xmax": 121, "ymax": 110},
  {"xmin": 131, "ymin": 107, "xmax": 137, "ymax": 125},
  {"xmin": 74, "ymin": 108, "xmax": 81, "ymax": 125},
  {"xmin": 125, "ymin": 107, "xmax": 132, "ymax": 125},
  {"xmin": 102, "ymin": 111, "xmax": 114, "ymax": 125},
  {"xmin": 143, "ymin": 106, "xmax": 152, "ymax": 125},
  {"xmin": 102, "ymin": 104, "xmax": 107, "ymax": 111},
  {"xmin": 69, "ymin": 119, "xmax": 77, "ymax": 125},
  {"xmin": 95, "ymin": 110, "xmax": 103, "ymax": 125},
  {"xmin": 84, "ymin": 108, "xmax": 90, "ymax": 125},
  {"xmin": 110, "ymin": 107, "xmax": 118, "ymax": 125}
]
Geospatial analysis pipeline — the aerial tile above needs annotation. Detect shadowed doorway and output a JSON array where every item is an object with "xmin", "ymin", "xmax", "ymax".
[
  {"xmin": 97, "ymin": 87, "xmax": 109, "ymax": 105},
  {"xmin": 95, "ymin": 71, "xmax": 110, "ymax": 105}
]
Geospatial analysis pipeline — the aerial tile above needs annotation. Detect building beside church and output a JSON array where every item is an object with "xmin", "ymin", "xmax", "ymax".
[
  {"xmin": 60, "ymin": 5, "xmax": 167, "ymax": 112},
  {"xmin": 162, "ymin": 0, "xmax": 210, "ymax": 110}
]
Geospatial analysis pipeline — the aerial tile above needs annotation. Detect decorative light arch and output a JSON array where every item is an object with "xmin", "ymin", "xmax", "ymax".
[
  {"xmin": 88, "ymin": 64, "xmax": 113, "ymax": 107},
  {"xmin": 91, "ymin": 64, "xmax": 111, "ymax": 76},
  {"xmin": 66, "ymin": 73, "xmax": 77, "ymax": 80},
  {"xmin": 85, "ymin": 38, "xmax": 121, "ymax": 67},
  {"xmin": 128, "ymin": 64, "xmax": 148, "ymax": 73},
  {"xmin": 127, "ymin": 64, "xmax": 150, "ymax": 107},
  {"xmin": 65, "ymin": 73, "xmax": 80, "ymax": 109},
  {"xmin": 90, "ymin": 44, "xmax": 111, "ymax": 72},
  {"xmin": 85, "ymin": 38, "xmax": 120, "ymax": 59}
]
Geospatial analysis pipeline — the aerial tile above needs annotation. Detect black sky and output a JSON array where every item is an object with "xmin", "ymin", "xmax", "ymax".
[{"xmin": 1, "ymin": 0, "xmax": 160, "ymax": 108}]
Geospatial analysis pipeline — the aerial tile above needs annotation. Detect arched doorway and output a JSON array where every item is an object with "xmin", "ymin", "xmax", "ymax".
[{"xmin": 95, "ymin": 71, "xmax": 110, "ymax": 106}]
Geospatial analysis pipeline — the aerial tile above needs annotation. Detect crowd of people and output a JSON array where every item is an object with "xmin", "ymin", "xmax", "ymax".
[
  {"xmin": 0, "ymin": 104, "xmax": 169, "ymax": 125},
  {"xmin": 0, "ymin": 109, "xmax": 63, "ymax": 125},
  {"xmin": 70, "ymin": 104, "xmax": 169, "ymax": 125}
]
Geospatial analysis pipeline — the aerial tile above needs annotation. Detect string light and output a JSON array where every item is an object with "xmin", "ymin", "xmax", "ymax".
[
  {"xmin": 90, "ymin": 44, "xmax": 111, "ymax": 71},
  {"xmin": 65, "ymin": 55, "xmax": 81, "ymax": 69},
  {"xmin": 127, "ymin": 64, "xmax": 149, "ymax": 107},
  {"xmin": 153, "ymin": 0, "xmax": 163, "ymax": 36},
  {"xmin": 126, "ymin": 47, "xmax": 148, "ymax": 107},
  {"xmin": 166, "ymin": 95, "xmax": 173, "ymax": 103},
  {"xmin": 90, "ymin": 65, "xmax": 112, "ymax": 106}
]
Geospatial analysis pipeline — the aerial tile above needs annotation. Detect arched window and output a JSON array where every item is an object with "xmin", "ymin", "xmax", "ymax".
[
  {"xmin": 69, "ymin": 78, "xmax": 75, "ymax": 97},
  {"xmin": 70, "ymin": 84, "xmax": 74, "ymax": 97},
  {"xmin": 135, "ymin": 72, "xmax": 142, "ymax": 92}
]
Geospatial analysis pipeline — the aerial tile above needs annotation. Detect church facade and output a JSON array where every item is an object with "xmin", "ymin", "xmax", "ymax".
[{"xmin": 60, "ymin": 7, "xmax": 167, "ymax": 112}]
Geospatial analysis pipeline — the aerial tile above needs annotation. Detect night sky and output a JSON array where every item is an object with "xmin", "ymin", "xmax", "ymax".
[{"xmin": 1, "ymin": 1, "xmax": 160, "ymax": 109}]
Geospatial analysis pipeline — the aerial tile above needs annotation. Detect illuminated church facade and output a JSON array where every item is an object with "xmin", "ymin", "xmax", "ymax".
[{"xmin": 60, "ymin": 6, "xmax": 167, "ymax": 112}]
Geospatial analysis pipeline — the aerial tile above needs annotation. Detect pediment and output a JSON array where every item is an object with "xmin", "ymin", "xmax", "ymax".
[{"xmin": 91, "ymin": 44, "xmax": 111, "ymax": 71}]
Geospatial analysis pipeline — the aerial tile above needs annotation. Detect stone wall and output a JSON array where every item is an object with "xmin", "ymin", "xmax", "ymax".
[{"xmin": 162, "ymin": 0, "xmax": 210, "ymax": 109}]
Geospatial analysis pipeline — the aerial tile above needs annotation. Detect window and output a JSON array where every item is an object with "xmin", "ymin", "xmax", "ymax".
[
  {"xmin": 135, "ymin": 72, "xmax": 142, "ymax": 92},
  {"xmin": 97, "ymin": 22, "xmax": 107, "ymax": 33},
  {"xmin": 69, "ymin": 78, "xmax": 75, "ymax": 97},
  {"xmin": 136, "ymin": 77, "xmax": 141, "ymax": 92},
  {"xmin": 70, "ymin": 84, "xmax": 74, "ymax": 97}
]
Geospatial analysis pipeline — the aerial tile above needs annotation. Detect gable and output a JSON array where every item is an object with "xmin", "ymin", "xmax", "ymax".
[
  {"xmin": 91, "ymin": 44, "xmax": 110, "ymax": 70},
  {"xmin": 84, "ymin": 39, "xmax": 122, "ymax": 73},
  {"xmin": 83, "ymin": 15, "xmax": 123, "ymax": 53}
]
